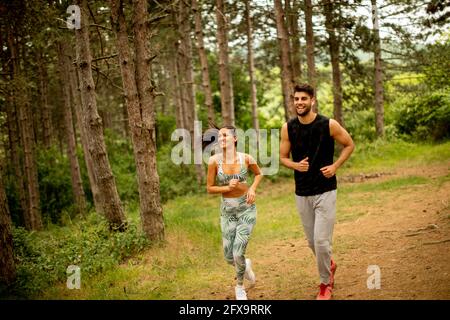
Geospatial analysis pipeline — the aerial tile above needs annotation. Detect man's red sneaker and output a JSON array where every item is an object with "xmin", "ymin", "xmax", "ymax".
[
  {"xmin": 330, "ymin": 259, "xmax": 337, "ymax": 288},
  {"xmin": 316, "ymin": 283, "xmax": 332, "ymax": 300}
]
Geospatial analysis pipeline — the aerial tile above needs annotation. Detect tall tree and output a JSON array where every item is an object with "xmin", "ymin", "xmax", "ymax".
[
  {"xmin": 192, "ymin": 0, "xmax": 215, "ymax": 124},
  {"xmin": 170, "ymin": 48, "xmax": 185, "ymax": 129},
  {"xmin": 36, "ymin": 50, "xmax": 53, "ymax": 148},
  {"xmin": 131, "ymin": 0, "xmax": 165, "ymax": 240},
  {"xmin": 323, "ymin": 0, "xmax": 344, "ymax": 126},
  {"xmin": 1, "ymin": 28, "xmax": 28, "ymax": 225},
  {"xmin": 286, "ymin": 0, "xmax": 302, "ymax": 82},
  {"xmin": 8, "ymin": 28, "xmax": 43, "ymax": 231},
  {"xmin": 110, "ymin": 0, "xmax": 164, "ymax": 240},
  {"xmin": 216, "ymin": 0, "xmax": 235, "ymax": 125},
  {"xmin": 0, "ymin": 163, "xmax": 15, "ymax": 287},
  {"xmin": 371, "ymin": 0, "xmax": 384, "ymax": 137},
  {"xmin": 177, "ymin": 0, "xmax": 197, "ymax": 135},
  {"xmin": 244, "ymin": 0, "xmax": 259, "ymax": 132},
  {"xmin": 274, "ymin": 0, "xmax": 295, "ymax": 120},
  {"xmin": 58, "ymin": 41, "xmax": 87, "ymax": 216},
  {"xmin": 304, "ymin": 0, "xmax": 318, "ymax": 112},
  {"xmin": 68, "ymin": 54, "xmax": 103, "ymax": 215},
  {"xmin": 75, "ymin": 0, "xmax": 126, "ymax": 230}
]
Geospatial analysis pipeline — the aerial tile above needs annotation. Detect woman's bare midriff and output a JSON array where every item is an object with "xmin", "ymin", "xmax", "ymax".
[{"xmin": 223, "ymin": 182, "xmax": 248, "ymax": 198}]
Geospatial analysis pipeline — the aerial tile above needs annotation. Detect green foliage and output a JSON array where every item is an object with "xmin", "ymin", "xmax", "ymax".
[
  {"xmin": 156, "ymin": 144, "xmax": 202, "ymax": 203},
  {"xmin": 103, "ymin": 129, "xmax": 139, "ymax": 206},
  {"xmin": 5, "ymin": 213, "xmax": 148, "ymax": 298},
  {"xmin": 419, "ymin": 38, "xmax": 450, "ymax": 90},
  {"xmin": 36, "ymin": 146, "xmax": 90, "ymax": 225},
  {"xmin": 394, "ymin": 91, "xmax": 450, "ymax": 141},
  {"xmin": 156, "ymin": 113, "xmax": 177, "ymax": 148}
]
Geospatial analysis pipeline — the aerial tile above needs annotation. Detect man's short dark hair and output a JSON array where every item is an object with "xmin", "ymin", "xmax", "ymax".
[{"xmin": 294, "ymin": 83, "xmax": 315, "ymax": 97}]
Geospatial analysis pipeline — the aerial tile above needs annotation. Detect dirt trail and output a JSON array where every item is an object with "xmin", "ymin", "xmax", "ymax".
[{"xmin": 221, "ymin": 163, "xmax": 450, "ymax": 300}]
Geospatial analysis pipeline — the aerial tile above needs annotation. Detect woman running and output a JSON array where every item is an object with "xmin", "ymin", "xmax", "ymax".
[{"xmin": 206, "ymin": 125, "xmax": 263, "ymax": 300}]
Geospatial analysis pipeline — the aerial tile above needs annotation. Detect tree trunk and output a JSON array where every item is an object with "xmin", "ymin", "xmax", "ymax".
[
  {"xmin": 245, "ymin": 0, "xmax": 259, "ymax": 133},
  {"xmin": 37, "ymin": 51, "xmax": 53, "ymax": 149},
  {"xmin": 274, "ymin": 0, "xmax": 295, "ymax": 121},
  {"xmin": 68, "ymin": 54, "xmax": 103, "ymax": 215},
  {"xmin": 170, "ymin": 47, "xmax": 185, "ymax": 129},
  {"xmin": 323, "ymin": 0, "xmax": 344, "ymax": 126},
  {"xmin": 216, "ymin": 0, "xmax": 234, "ymax": 126},
  {"xmin": 8, "ymin": 30, "xmax": 43, "ymax": 231},
  {"xmin": 304, "ymin": 0, "xmax": 318, "ymax": 112},
  {"xmin": 155, "ymin": 64, "xmax": 168, "ymax": 116},
  {"xmin": 131, "ymin": 0, "xmax": 165, "ymax": 240},
  {"xmin": 178, "ymin": 0, "xmax": 205, "ymax": 185},
  {"xmin": 0, "ymin": 163, "xmax": 16, "ymax": 286},
  {"xmin": 372, "ymin": 0, "xmax": 384, "ymax": 137},
  {"xmin": 286, "ymin": 0, "xmax": 302, "ymax": 83},
  {"xmin": 178, "ymin": 0, "xmax": 196, "ymax": 136},
  {"xmin": 4, "ymin": 76, "xmax": 28, "ymax": 226},
  {"xmin": 75, "ymin": 0, "xmax": 126, "ymax": 230},
  {"xmin": 118, "ymin": 0, "xmax": 165, "ymax": 240},
  {"xmin": 17, "ymin": 80, "xmax": 43, "ymax": 230},
  {"xmin": 192, "ymin": 0, "xmax": 215, "ymax": 125},
  {"xmin": 58, "ymin": 41, "xmax": 87, "ymax": 217},
  {"xmin": 121, "ymin": 100, "xmax": 129, "ymax": 138}
]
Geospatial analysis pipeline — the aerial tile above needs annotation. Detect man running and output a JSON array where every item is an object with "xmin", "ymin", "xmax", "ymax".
[{"xmin": 280, "ymin": 83, "xmax": 355, "ymax": 300}]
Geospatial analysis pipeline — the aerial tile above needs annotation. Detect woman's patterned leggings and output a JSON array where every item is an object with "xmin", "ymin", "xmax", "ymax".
[{"xmin": 220, "ymin": 195, "xmax": 257, "ymax": 285}]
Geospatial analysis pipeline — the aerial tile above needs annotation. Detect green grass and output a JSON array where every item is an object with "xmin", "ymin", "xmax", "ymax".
[
  {"xmin": 8, "ymin": 139, "xmax": 450, "ymax": 299},
  {"xmin": 341, "ymin": 139, "xmax": 450, "ymax": 174},
  {"xmin": 341, "ymin": 176, "xmax": 429, "ymax": 193}
]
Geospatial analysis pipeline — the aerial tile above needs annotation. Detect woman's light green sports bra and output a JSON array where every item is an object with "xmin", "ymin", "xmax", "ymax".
[{"xmin": 216, "ymin": 152, "xmax": 248, "ymax": 186}]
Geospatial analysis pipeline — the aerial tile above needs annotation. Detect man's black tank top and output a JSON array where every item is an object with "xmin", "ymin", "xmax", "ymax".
[{"xmin": 287, "ymin": 114, "xmax": 337, "ymax": 196}]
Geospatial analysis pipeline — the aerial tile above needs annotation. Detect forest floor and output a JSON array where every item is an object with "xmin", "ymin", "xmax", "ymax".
[
  {"xmin": 40, "ymin": 144, "xmax": 450, "ymax": 300},
  {"xmin": 234, "ymin": 163, "xmax": 450, "ymax": 300}
]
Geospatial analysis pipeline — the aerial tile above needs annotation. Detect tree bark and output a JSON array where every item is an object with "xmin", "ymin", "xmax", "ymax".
[
  {"xmin": 37, "ymin": 50, "xmax": 53, "ymax": 149},
  {"xmin": 323, "ymin": 0, "xmax": 344, "ymax": 126},
  {"xmin": 274, "ymin": 0, "xmax": 295, "ymax": 121},
  {"xmin": 0, "ymin": 163, "xmax": 16, "ymax": 286},
  {"xmin": 177, "ymin": 0, "xmax": 205, "ymax": 185},
  {"xmin": 58, "ymin": 41, "xmax": 87, "ymax": 217},
  {"xmin": 245, "ymin": 0, "xmax": 259, "ymax": 133},
  {"xmin": 177, "ymin": 0, "xmax": 196, "ymax": 136},
  {"xmin": 286, "ymin": 0, "xmax": 302, "ymax": 83},
  {"xmin": 170, "ymin": 50, "xmax": 185, "ymax": 129},
  {"xmin": 75, "ymin": 0, "xmax": 126, "ymax": 230},
  {"xmin": 304, "ymin": 0, "xmax": 318, "ymax": 112},
  {"xmin": 17, "ymin": 79, "xmax": 43, "ymax": 230},
  {"xmin": 109, "ymin": 0, "xmax": 164, "ymax": 240},
  {"xmin": 4, "ymin": 71, "xmax": 28, "ymax": 226},
  {"xmin": 372, "ymin": 0, "xmax": 384, "ymax": 137},
  {"xmin": 132, "ymin": 0, "xmax": 165, "ymax": 240},
  {"xmin": 216, "ymin": 0, "xmax": 235, "ymax": 125},
  {"xmin": 8, "ymin": 30, "xmax": 43, "ymax": 231},
  {"xmin": 193, "ymin": 0, "xmax": 215, "ymax": 125},
  {"xmin": 68, "ymin": 54, "xmax": 103, "ymax": 215}
]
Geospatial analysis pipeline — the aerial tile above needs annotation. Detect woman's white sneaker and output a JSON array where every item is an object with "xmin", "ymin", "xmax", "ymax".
[{"xmin": 235, "ymin": 285, "xmax": 248, "ymax": 300}]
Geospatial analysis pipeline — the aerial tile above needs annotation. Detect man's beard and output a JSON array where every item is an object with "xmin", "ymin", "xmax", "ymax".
[{"xmin": 296, "ymin": 104, "xmax": 311, "ymax": 117}]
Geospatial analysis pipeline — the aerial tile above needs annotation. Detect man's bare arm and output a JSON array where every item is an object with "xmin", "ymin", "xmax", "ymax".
[{"xmin": 320, "ymin": 119, "xmax": 355, "ymax": 178}]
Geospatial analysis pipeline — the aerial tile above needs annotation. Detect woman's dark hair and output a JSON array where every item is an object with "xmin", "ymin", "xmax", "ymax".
[
  {"xmin": 202, "ymin": 122, "xmax": 238, "ymax": 150},
  {"xmin": 218, "ymin": 125, "xmax": 237, "ymax": 147}
]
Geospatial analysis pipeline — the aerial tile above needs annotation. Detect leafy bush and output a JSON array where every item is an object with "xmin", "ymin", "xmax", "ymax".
[
  {"xmin": 157, "ymin": 143, "xmax": 202, "ymax": 202},
  {"xmin": 5, "ymin": 213, "xmax": 148, "ymax": 298},
  {"xmin": 395, "ymin": 91, "xmax": 450, "ymax": 141},
  {"xmin": 36, "ymin": 146, "xmax": 90, "ymax": 225}
]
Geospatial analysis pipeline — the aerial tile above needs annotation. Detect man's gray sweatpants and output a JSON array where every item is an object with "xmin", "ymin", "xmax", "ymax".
[{"xmin": 295, "ymin": 190, "xmax": 337, "ymax": 285}]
